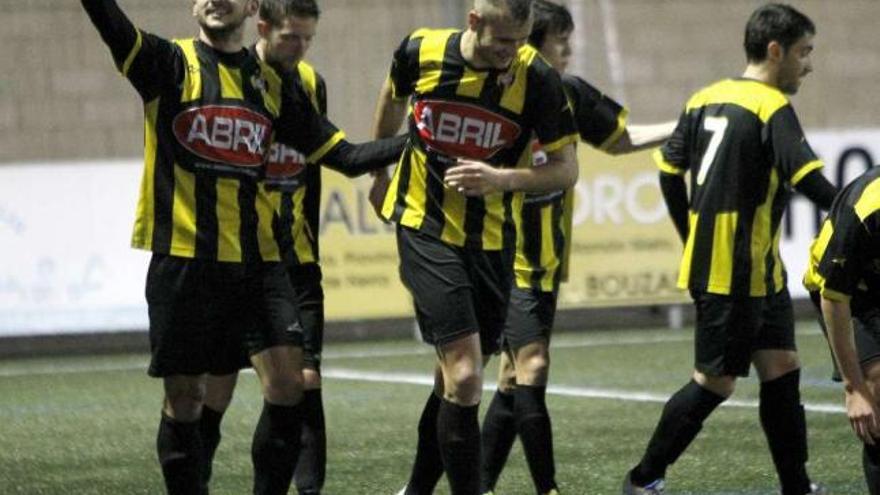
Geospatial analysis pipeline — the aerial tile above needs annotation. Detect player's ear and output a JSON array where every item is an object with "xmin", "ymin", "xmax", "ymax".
[
  {"xmin": 256, "ymin": 19, "xmax": 271, "ymax": 39},
  {"xmin": 766, "ymin": 40, "xmax": 784, "ymax": 63}
]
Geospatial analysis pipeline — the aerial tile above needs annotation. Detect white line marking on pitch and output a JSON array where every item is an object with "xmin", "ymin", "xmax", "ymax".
[{"xmin": 321, "ymin": 368, "xmax": 846, "ymax": 415}]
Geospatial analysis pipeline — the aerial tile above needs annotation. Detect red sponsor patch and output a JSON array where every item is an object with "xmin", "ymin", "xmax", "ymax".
[
  {"xmin": 173, "ymin": 105, "xmax": 273, "ymax": 167},
  {"xmin": 412, "ymin": 99, "xmax": 521, "ymax": 160},
  {"xmin": 265, "ymin": 143, "xmax": 307, "ymax": 180}
]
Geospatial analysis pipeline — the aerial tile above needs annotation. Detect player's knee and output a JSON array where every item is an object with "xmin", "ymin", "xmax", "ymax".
[
  {"xmin": 446, "ymin": 365, "xmax": 483, "ymax": 404},
  {"xmin": 302, "ymin": 368, "xmax": 322, "ymax": 390},
  {"xmin": 694, "ymin": 371, "xmax": 735, "ymax": 398},
  {"xmin": 164, "ymin": 380, "xmax": 206, "ymax": 420},
  {"xmin": 516, "ymin": 353, "xmax": 549, "ymax": 386},
  {"xmin": 262, "ymin": 371, "xmax": 304, "ymax": 406}
]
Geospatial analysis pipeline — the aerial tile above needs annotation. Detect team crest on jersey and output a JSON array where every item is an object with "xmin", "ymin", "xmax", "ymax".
[
  {"xmin": 264, "ymin": 142, "xmax": 308, "ymax": 188},
  {"xmin": 412, "ymin": 99, "xmax": 521, "ymax": 160},
  {"xmin": 172, "ymin": 105, "xmax": 273, "ymax": 167}
]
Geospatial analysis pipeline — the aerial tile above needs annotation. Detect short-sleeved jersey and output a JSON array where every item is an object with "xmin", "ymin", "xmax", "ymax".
[
  {"xmin": 110, "ymin": 29, "xmax": 341, "ymax": 262},
  {"xmin": 380, "ymin": 28, "xmax": 578, "ymax": 251},
  {"xmin": 514, "ymin": 75, "xmax": 626, "ymax": 292},
  {"xmin": 262, "ymin": 60, "xmax": 326, "ymax": 266},
  {"xmin": 656, "ymin": 78, "xmax": 823, "ymax": 297},
  {"xmin": 804, "ymin": 166, "xmax": 880, "ymax": 313}
]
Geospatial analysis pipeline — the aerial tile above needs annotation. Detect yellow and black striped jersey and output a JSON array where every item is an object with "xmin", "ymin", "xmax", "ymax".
[
  {"xmin": 262, "ymin": 60, "xmax": 326, "ymax": 266},
  {"xmin": 804, "ymin": 166, "xmax": 880, "ymax": 312},
  {"xmin": 380, "ymin": 28, "xmax": 578, "ymax": 251},
  {"xmin": 514, "ymin": 75, "xmax": 627, "ymax": 291},
  {"xmin": 656, "ymin": 78, "xmax": 823, "ymax": 296},
  {"xmin": 86, "ymin": 0, "xmax": 344, "ymax": 263}
]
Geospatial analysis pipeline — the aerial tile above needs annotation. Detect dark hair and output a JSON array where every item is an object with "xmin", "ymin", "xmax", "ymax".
[
  {"xmin": 479, "ymin": 0, "xmax": 533, "ymax": 24},
  {"xmin": 529, "ymin": 0, "xmax": 574, "ymax": 48},
  {"xmin": 744, "ymin": 3, "xmax": 815, "ymax": 62},
  {"xmin": 260, "ymin": 0, "xmax": 321, "ymax": 26}
]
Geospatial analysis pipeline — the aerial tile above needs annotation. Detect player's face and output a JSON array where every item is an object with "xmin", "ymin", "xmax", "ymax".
[
  {"xmin": 261, "ymin": 15, "xmax": 317, "ymax": 66},
  {"xmin": 192, "ymin": 0, "xmax": 256, "ymax": 36},
  {"xmin": 473, "ymin": 13, "xmax": 532, "ymax": 69},
  {"xmin": 538, "ymin": 30, "xmax": 572, "ymax": 73},
  {"xmin": 777, "ymin": 34, "xmax": 814, "ymax": 95}
]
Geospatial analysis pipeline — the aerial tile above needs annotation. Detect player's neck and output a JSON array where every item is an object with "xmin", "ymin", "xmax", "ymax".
[
  {"xmin": 460, "ymin": 30, "xmax": 479, "ymax": 66},
  {"xmin": 741, "ymin": 64, "xmax": 778, "ymax": 89},
  {"xmin": 198, "ymin": 27, "xmax": 245, "ymax": 54}
]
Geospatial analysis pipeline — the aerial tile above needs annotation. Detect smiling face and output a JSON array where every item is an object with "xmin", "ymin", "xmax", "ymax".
[
  {"xmin": 259, "ymin": 14, "xmax": 317, "ymax": 66},
  {"xmin": 469, "ymin": 10, "xmax": 533, "ymax": 70},
  {"xmin": 775, "ymin": 34, "xmax": 814, "ymax": 95},
  {"xmin": 192, "ymin": 0, "xmax": 257, "ymax": 42}
]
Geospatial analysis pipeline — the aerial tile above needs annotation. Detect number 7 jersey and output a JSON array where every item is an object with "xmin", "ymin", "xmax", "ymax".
[{"xmin": 656, "ymin": 78, "xmax": 823, "ymax": 297}]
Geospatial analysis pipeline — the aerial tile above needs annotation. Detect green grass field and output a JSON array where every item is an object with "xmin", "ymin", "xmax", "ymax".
[{"xmin": 0, "ymin": 322, "xmax": 866, "ymax": 494}]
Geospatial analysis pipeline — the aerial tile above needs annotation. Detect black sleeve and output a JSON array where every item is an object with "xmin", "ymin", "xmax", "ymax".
[
  {"xmin": 817, "ymin": 206, "xmax": 871, "ymax": 298},
  {"xmin": 767, "ymin": 105, "xmax": 822, "ymax": 183},
  {"xmin": 563, "ymin": 75, "xmax": 626, "ymax": 148},
  {"xmin": 275, "ymin": 75, "xmax": 344, "ymax": 160},
  {"xmin": 660, "ymin": 171, "xmax": 690, "ymax": 242},
  {"xmin": 795, "ymin": 169, "xmax": 838, "ymax": 211},
  {"xmin": 315, "ymin": 73, "xmax": 328, "ymax": 116},
  {"xmin": 529, "ymin": 68, "xmax": 577, "ymax": 152},
  {"xmin": 81, "ymin": 0, "xmax": 177, "ymax": 100},
  {"xmin": 321, "ymin": 135, "xmax": 408, "ymax": 177}
]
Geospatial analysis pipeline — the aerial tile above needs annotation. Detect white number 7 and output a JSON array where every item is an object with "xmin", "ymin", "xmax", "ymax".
[{"xmin": 696, "ymin": 116, "xmax": 728, "ymax": 185}]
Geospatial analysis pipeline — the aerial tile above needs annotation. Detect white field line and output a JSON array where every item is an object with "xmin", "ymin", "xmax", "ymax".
[
  {"xmin": 0, "ymin": 360, "xmax": 845, "ymax": 414},
  {"xmin": 321, "ymin": 368, "xmax": 846, "ymax": 415}
]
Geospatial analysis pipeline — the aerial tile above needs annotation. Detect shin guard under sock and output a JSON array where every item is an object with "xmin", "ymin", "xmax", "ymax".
[
  {"xmin": 157, "ymin": 413, "xmax": 203, "ymax": 495},
  {"xmin": 294, "ymin": 389, "xmax": 326, "ymax": 495},
  {"xmin": 514, "ymin": 385, "xmax": 557, "ymax": 493},
  {"xmin": 437, "ymin": 399, "xmax": 481, "ymax": 495},
  {"xmin": 631, "ymin": 380, "xmax": 725, "ymax": 486},
  {"xmin": 759, "ymin": 369, "xmax": 811, "ymax": 495},
  {"xmin": 480, "ymin": 389, "xmax": 517, "ymax": 493},
  {"xmin": 252, "ymin": 401, "xmax": 304, "ymax": 495}
]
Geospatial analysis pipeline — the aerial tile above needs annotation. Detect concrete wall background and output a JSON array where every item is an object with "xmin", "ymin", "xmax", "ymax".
[{"xmin": 1, "ymin": 0, "xmax": 877, "ymax": 164}]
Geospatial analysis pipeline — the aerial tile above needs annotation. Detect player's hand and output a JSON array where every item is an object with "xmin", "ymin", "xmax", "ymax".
[
  {"xmin": 444, "ymin": 159, "xmax": 505, "ymax": 196},
  {"xmin": 845, "ymin": 384, "xmax": 880, "ymax": 444},
  {"xmin": 368, "ymin": 170, "xmax": 391, "ymax": 222}
]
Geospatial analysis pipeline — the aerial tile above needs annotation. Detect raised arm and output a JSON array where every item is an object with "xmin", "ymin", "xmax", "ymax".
[{"xmin": 81, "ymin": 0, "xmax": 140, "ymax": 69}]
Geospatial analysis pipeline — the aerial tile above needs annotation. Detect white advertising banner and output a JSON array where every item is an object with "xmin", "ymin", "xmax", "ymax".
[{"xmin": 1, "ymin": 129, "xmax": 878, "ymax": 336}]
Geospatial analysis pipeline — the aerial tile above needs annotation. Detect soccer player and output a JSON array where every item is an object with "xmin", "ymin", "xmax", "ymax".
[
  {"xmin": 198, "ymin": 1, "xmax": 329, "ymax": 495},
  {"xmin": 478, "ymin": 2, "xmax": 676, "ymax": 494},
  {"xmin": 81, "ymin": 0, "xmax": 404, "ymax": 493},
  {"xmin": 804, "ymin": 167, "xmax": 880, "ymax": 494},
  {"xmin": 369, "ymin": 0, "xmax": 579, "ymax": 492},
  {"xmin": 622, "ymin": 4, "xmax": 836, "ymax": 495}
]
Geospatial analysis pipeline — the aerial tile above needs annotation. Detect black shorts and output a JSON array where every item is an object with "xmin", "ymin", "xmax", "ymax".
[
  {"xmin": 146, "ymin": 254, "xmax": 303, "ymax": 377},
  {"xmin": 289, "ymin": 263, "xmax": 325, "ymax": 371},
  {"xmin": 810, "ymin": 291, "xmax": 880, "ymax": 381},
  {"xmin": 397, "ymin": 226, "xmax": 512, "ymax": 355},
  {"xmin": 692, "ymin": 287, "xmax": 796, "ymax": 377},
  {"xmin": 502, "ymin": 287, "xmax": 558, "ymax": 351}
]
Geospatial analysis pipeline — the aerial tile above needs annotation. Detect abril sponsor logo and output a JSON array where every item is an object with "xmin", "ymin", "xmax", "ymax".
[
  {"xmin": 173, "ymin": 105, "xmax": 272, "ymax": 167},
  {"xmin": 412, "ymin": 100, "xmax": 521, "ymax": 160},
  {"xmin": 266, "ymin": 143, "xmax": 307, "ymax": 181}
]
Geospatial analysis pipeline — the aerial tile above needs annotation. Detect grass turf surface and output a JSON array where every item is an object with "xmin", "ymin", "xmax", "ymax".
[{"xmin": 0, "ymin": 322, "xmax": 865, "ymax": 494}]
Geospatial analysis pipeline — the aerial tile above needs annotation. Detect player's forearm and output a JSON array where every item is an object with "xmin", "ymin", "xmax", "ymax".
[
  {"xmin": 504, "ymin": 145, "xmax": 578, "ymax": 193},
  {"xmin": 322, "ymin": 135, "xmax": 408, "ymax": 178},
  {"xmin": 81, "ymin": 0, "xmax": 139, "ymax": 68},
  {"xmin": 795, "ymin": 169, "xmax": 838, "ymax": 210},
  {"xmin": 608, "ymin": 121, "xmax": 677, "ymax": 154},
  {"xmin": 660, "ymin": 172, "xmax": 689, "ymax": 242},
  {"xmin": 372, "ymin": 79, "xmax": 407, "ymax": 140},
  {"xmin": 821, "ymin": 297, "xmax": 867, "ymax": 390}
]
